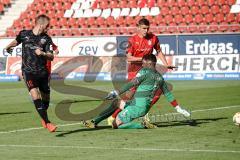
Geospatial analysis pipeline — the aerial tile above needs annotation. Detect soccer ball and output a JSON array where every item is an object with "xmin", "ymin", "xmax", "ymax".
[{"xmin": 233, "ymin": 112, "xmax": 240, "ymax": 126}]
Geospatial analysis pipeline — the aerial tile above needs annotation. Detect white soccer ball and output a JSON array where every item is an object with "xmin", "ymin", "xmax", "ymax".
[{"xmin": 233, "ymin": 112, "xmax": 240, "ymax": 126}]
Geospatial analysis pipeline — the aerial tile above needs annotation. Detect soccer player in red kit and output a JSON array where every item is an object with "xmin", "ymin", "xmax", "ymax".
[{"xmin": 108, "ymin": 18, "xmax": 190, "ymax": 124}]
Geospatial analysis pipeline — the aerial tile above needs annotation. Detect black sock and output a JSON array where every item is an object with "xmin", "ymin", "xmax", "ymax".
[
  {"xmin": 42, "ymin": 100, "xmax": 50, "ymax": 110},
  {"xmin": 94, "ymin": 99, "xmax": 119, "ymax": 125},
  {"xmin": 33, "ymin": 99, "xmax": 50, "ymax": 123}
]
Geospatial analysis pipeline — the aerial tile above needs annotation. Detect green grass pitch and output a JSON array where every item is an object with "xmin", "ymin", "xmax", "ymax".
[{"xmin": 0, "ymin": 80, "xmax": 239, "ymax": 160}]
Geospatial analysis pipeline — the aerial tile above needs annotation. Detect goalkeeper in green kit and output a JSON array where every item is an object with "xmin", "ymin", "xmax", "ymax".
[{"xmin": 83, "ymin": 54, "xmax": 190, "ymax": 129}]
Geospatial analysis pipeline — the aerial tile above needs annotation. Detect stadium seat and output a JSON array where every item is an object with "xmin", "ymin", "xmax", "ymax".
[
  {"xmin": 195, "ymin": 14, "xmax": 204, "ymax": 24},
  {"xmin": 190, "ymin": 5, "xmax": 199, "ymax": 15},
  {"xmin": 119, "ymin": 1, "xmax": 128, "ymax": 8},
  {"xmin": 207, "ymin": 0, "xmax": 215, "ymax": 6},
  {"xmin": 166, "ymin": 0, "xmax": 177, "ymax": 7},
  {"xmin": 101, "ymin": 8, "xmax": 111, "ymax": 18},
  {"xmin": 2, "ymin": 0, "xmax": 239, "ymax": 36},
  {"xmin": 139, "ymin": 7, "xmax": 150, "ymax": 16},
  {"xmin": 201, "ymin": 5, "xmax": 209, "ymax": 15},
  {"xmin": 177, "ymin": 0, "xmax": 186, "ymax": 7},
  {"xmin": 226, "ymin": 14, "xmax": 236, "ymax": 24},
  {"xmin": 205, "ymin": 14, "xmax": 214, "ymax": 24},
  {"xmin": 222, "ymin": 5, "xmax": 230, "ymax": 14},
  {"xmin": 218, "ymin": 23, "xmax": 229, "ymax": 32},
  {"xmin": 111, "ymin": 8, "xmax": 121, "ymax": 19},
  {"xmin": 120, "ymin": 8, "xmax": 130, "ymax": 16},
  {"xmin": 197, "ymin": 0, "xmax": 206, "ymax": 6},
  {"xmin": 129, "ymin": 0, "xmax": 137, "ymax": 8},
  {"xmin": 174, "ymin": 14, "xmax": 184, "ymax": 24},
  {"xmin": 150, "ymin": 7, "xmax": 160, "ymax": 16},
  {"xmin": 215, "ymin": 13, "xmax": 225, "ymax": 24},
  {"xmin": 129, "ymin": 8, "xmax": 140, "ymax": 17},
  {"xmin": 157, "ymin": 0, "xmax": 166, "ymax": 7},
  {"xmin": 186, "ymin": 0, "xmax": 195, "ymax": 6},
  {"xmin": 171, "ymin": 6, "xmax": 180, "ymax": 15},
  {"xmin": 184, "ymin": 14, "xmax": 193, "ymax": 24},
  {"xmin": 92, "ymin": 9, "xmax": 102, "ymax": 17},
  {"xmin": 160, "ymin": 6, "xmax": 169, "ymax": 15},
  {"xmin": 164, "ymin": 14, "xmax": 173, "ymax": 25},
  {"xmin": 207, "ymin": 23, "xmax": 219, "ymax": 32},
  {"xmin": 181, "ymin": 6, "xmax": 189, "ymax": 15},
  {"xmin": 212, "ymin": 5, "xmax": 220, "ymax": 15}
]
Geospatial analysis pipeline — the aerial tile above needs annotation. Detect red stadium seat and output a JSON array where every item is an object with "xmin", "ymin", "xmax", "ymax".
[
  {"xmin": 230, "ymin": 25, "xmax": 240, "ymax": 32},
  {"xmin": 227, "ymin": 0, "xmax": 236, "ymax": 5},
  {"xmin": 184, "ymin": 14, "xmax": 193, "ymax": 24},
  {"xmin": 222, "ymin": 5, "xmax": 230, "ymax": 14},
  {"xmin": 236, "ymin": 14, "xmax": 240, "ymax": 23},
  {"xmin": 201, "ymin": 5, "xmax": 209, "ymax": 15},
  {"xmin": 181, "ymin": 6, "xmax": 189, "ymax": 15},
  {"xmin": 215, "ymin": 13, "xmax": 224, "ymax": 24},
  {"xmin": 174, "ymin": 14, "xmax": 184, "ymax": 24},
  {"xmin": 218, "ymin": 23, "xmax": 229, "ymax": 32},
  {"xmin": 196, "ymin": 0, "xmax": 206, "ymax": 6},
  {"xmin": 190, "ymin": 5, "xmax": 199, "ymax": 15},
  {"xmin": 177, "ymin": 0, "xmax": 186, "ymax": 7},
  {"xmin": 129, "ymin": 0, "xmax": 137, "ymax": 8},
  {"xmin": 199, "ymin": 25, "xmax": 208, "ymax": 33},
  {"xmin": 160, "ymin": 6, "xmax": 169, "ymax": 15},
  {"xmin": 195, "ymin": 14, "xmax": 204, "ymax": 24},
  {"xmin": 207, "ymin": 0, "xmax": 215, "ymax": 6},
  {"xmin": 226, "ymin": 14, "xmax": 236, "ymax": 24},
  {"xmin": 207, "ymin": 23, "xmax": 219, "ymax": 32},
  {"xmin": 211, "ymin": 5, "xmax": 220, "ymax": 15},
  {"xmin": 157, "ymin": 0, "xmax": 166, "ymax": 7},
  {"xmin": 167, "ymin": 24, "xmax": 179, "ymax": 33},
  {"xmin": 164, "ymin": 14, "xmax": 174, "ymax": 25},
  {"xmin": 186, "ymin": 0, "xmax": 195, "ymax": 6},
  {"xmin": 205, "ymin": 13, "xmax": 214, "ymax": 24},
  {"xmin": 171, "ymin": 6, "xmax": 180, "ymax": 15},
  {"xmin": 166, "ymin": 0, "xmax": 177, "ymax": 7},
  {"xmin": 217, "ymin": 0, "xmax": 226, "ymax": 5}
]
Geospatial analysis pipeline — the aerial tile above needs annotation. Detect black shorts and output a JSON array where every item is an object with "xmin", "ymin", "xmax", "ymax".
[{"xmin": 22, "ymin": 72, "xmax": 50, "ymax": 94}]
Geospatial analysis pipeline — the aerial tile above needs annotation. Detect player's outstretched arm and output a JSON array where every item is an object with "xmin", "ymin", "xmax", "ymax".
[
  {"xmin": 156, "ymin": 49, "xmax": 176, "ymax": 70},
  {"xmin": 161, "ymin": 80, "xmax": 191, "ymax": 117},
  {"xmin": 5, "ymin": 40, "xmax": 18, "ymax": 54}
]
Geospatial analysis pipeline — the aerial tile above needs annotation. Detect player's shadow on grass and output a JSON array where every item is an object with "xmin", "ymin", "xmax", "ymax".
[
  {"xmin": 0, "ymin": 111, "xmax": 30, "ymax": 116},
  {"xmin": 155, "ymin": 117, "xmax": 228, "ymax": 127},
  {"xmin": 59, "ymin": 99, "xmax": 102, "ymax": 104},
  {"xmin": 55, "ymin": 126, "xmax": 111, "ymax": 137}
]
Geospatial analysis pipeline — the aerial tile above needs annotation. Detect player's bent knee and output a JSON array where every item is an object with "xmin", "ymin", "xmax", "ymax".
[{"xmin": 29, "ymin": 88, "xmax": 41, "ymax": 100}]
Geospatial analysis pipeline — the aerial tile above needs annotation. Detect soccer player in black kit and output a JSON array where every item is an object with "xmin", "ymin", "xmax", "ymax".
[{"xmin": 5, "ymin": 15, "xmax": 57, "ymax": 132}]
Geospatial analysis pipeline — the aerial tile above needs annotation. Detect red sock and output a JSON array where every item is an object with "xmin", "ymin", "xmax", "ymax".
[
  {"xmin": 171, "ymin": 100, "xmax": 178, "ymax": 107},
  {"xmin": 112, "ymin": 108, "xmax": 122, "ymax": 118}
]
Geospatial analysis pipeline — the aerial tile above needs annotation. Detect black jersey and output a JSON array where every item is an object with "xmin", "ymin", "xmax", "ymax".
[{"xmin": 16, "ymin": 30, "xmax": 53, "ymax": 74}]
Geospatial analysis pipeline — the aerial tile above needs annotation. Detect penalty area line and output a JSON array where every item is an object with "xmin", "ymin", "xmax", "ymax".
[{"xmin": 0, "ymin": 105, "xmax": 240, "ymax": 134}]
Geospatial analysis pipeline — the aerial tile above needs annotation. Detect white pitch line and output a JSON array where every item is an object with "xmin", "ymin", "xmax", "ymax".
[
  {"xmin": 0, "ymin": 105, "xmax": 240, "ymax": 134},
  {"xmin": 0, "ymin": 144, "xmax": 239, "ymax": 154},
  {"xmin": 191, "ymin": 105, "xmax": 240, "ymax": 113}
]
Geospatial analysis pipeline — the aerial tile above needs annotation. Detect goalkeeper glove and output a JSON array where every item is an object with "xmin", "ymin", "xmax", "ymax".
[{"xmin": 105, "ymin": 90, "xmax": 118, "ymax": 100}]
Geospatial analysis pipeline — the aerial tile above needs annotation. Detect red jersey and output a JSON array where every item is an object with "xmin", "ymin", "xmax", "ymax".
[{"xmin": 127, "ymin": 33, "xmax": 161, "ymax": 79}]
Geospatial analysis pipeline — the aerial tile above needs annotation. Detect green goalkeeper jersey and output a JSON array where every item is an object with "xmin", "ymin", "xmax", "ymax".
[{"xmin": 118, "ymin": 67, "xmax": 172, "ymax": 107}]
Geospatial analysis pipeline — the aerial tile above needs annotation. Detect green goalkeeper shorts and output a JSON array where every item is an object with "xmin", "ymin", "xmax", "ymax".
[{"xmin": 118, "ymin": 98, "xmax": 150, "ymax": 124}]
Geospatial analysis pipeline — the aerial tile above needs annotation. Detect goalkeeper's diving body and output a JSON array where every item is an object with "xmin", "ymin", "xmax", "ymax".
[{"xmin": 83, "ymin": 54, "xmax": 190, "ymax": 129}]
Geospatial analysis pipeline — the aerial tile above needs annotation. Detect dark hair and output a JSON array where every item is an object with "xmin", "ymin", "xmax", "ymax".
[
  {"xmin": 138, "ymin": 18, "xmax": 150, "ymax": 26},
  {"xmin": 142, "ymin": 54, "xmax": 157, "ymax": 63},
  {"xmin": 35, "ymin": 14, "xmax": 50, "ymax": 24}
]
